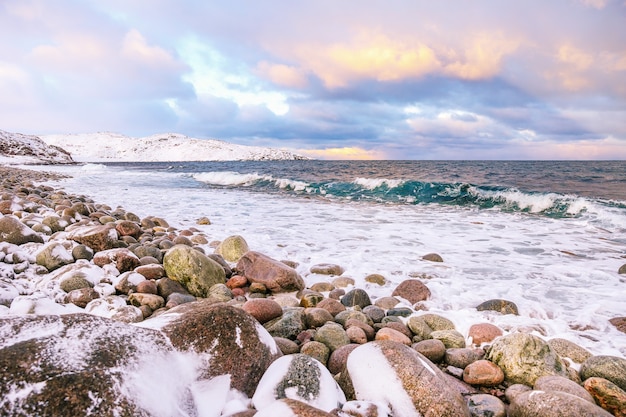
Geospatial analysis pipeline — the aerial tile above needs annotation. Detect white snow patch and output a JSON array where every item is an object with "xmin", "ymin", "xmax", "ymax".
[
  {"xmin": 235, "ymin": 326, "xmax": 243, "ymax": 349},
  {"xmin": 189, "ymin": 375, "xmax": 231, "ymax": 417},
  {"xmin": 347, "ymin": 343, "xmax": 420, "ymax": 417},
  {"xmin": 417, "ymin": 356, "xmax": 437, "ymax": 377},
  {"xmin": 1, "ymin": 382, "xmax": 47, "ymax": 409}
]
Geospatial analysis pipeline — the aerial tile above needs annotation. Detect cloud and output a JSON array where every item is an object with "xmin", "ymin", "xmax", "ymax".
[{"xmin": 299, "ymin": 147, "xmax": 388, "ymax": 160}]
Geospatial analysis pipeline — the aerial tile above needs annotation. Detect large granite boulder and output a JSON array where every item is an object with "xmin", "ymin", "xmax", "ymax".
[
  {"xmin": 252, "ymin": 353, "xmax": 346, "ymax": 412},
  {"xmin": 0, "ymin": 215, "xmax": 43, "ymax": 244},
  {"xmin": 485, "ymin": 333, "xmax": 569, "ymax": 386},
  {"xmin": 162, "ymin": 244, "xmax": 226, "ymax": 297},
  {"xmin": 236, "ymin": 251, "xmax": 304, "ymax": 293},
  {"xmin": 146, "ymin": 300, "xmax": 282, "ymax": 397},
  {"xmin": 338, "ymin": 340, "xmax": 470, "ymax": 416},
  {"xmin": 0, "ymin": 313, "xmax": 201, "ymax": 416}
]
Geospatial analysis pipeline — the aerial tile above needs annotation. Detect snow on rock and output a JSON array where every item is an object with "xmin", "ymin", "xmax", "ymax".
[
  {"xmin": 41, "ymin": 131, "xmax": 309, "ymax": 162},
  {"xmin": 252, "ymin": 353, "xmax": 346, "ymax": 412},
  {"xmin": 0, "ymin": 130, "xmax": 74, "ymax": 165}
]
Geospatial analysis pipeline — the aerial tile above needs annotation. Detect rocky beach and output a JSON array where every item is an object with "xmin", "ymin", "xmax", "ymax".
[{"xmin": 1, "ymin": 164, "xmax": 625, "ymax": 417}]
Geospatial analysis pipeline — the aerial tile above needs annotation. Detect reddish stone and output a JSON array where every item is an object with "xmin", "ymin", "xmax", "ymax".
[
  {"xmin": 226, "ymin": 275, "xmax": 248, "ymax": 289},
  {"xmin": 231, "ymin": 288, "xmax": 246, "ymax": 298},
  {"xmin": 93, "ymin": 248, "xmax": 140, "ymax": 273},
  {"xmin": 344, "ymin": 319, "xmax": 375, "ymax": 340},
  {"xmin": 316, "ymin": 298, "xmax": 346, "ymax": 317},
  {"xmin": 463, "ymin": 360, "xmax": 505, "ymax": 386},
  {"xmin": 64, "ymin": 288, "xmax": 100, "ymax": 308},
  {"xmin": 241, "ymin": 298, "xmax": 283, "ymax": 324},
  {"xmin": 391, "ymin": 279, "xmax": 431, "ymax": 304},
  {"xmin": 469, "ymin": 323, "xmax": 504, "ymax": 345},
  {"xmin": 236, "ymin": 251, "xmax": 304, "ymax": 293},
  {"xmin": 115, "ymin": 221, "xmax": 141, "ymax": 238},
  {"xmin": 375, "ymin": 327, "xmax": 412, "ymax": 345},
  {"xmin": 134, "ymin": 264, "xmax": 166, "ymax": 280},
  {"xmin": 384, "ymin": 321, "xmax": 413, "ymax": 339},
  {"xmin": 328, "ymin": 344, "xmax": 359, "ymax": 375},
  {"xmin": 136, "ymin": 280, "xmax": 158, "ymax": 295}
]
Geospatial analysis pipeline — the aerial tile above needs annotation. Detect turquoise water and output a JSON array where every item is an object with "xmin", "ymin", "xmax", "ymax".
[{"xmin": 108, "ymin": 160, "xmax": 626, "ymax": 219}]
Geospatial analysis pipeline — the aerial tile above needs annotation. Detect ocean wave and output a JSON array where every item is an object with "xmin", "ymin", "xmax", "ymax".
[
  {"xmin": 353, "ymin": 177, "xmax": 405, "ymax": 190},
  {"xmin": 189, "ymin": 171, "xmax": 625, "ymax": 221},
  {"xmin": 192, "ymin": 171, "xmax": 310, "ymax": 192}
]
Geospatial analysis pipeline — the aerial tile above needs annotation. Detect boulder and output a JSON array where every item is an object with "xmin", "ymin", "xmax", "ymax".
[
  {"xmin": 509, "ymin": 390, "xmax": 612, "ymax": 417},
  {"xmin": 547, "ymin": 337, "xmax": 592, "ymax": 364},
  {"xmin": 0, "ymin": 313, "xmax": 201, "ymax": 416},
  {"xmin": 580, "ymin": 355, "xmax": 626, "ymax": 392},
  {"xmin": 338, "ymin": 340, "xmax": 470, "ymax": 416},
  {"xmin": 36, "ymin": 242, "xmax": 74, "ymax": 271},
  {"xmin": 412, "ymin": 339, "xmax": 446, "ymax": 363},
  {"xmin": 162, "ymin": 244, "xmax": 226, "ymax": 297},
  {"xmin": 0, "ymin": 215, "xmax": 43, "ymax": 244},
  {"xmin": 236, "ymin": 251, "xmax": 304, "ymax": 293},
  {"xmin": 252, "ymin": 354, "xmax": 346, "ymax": 413},
  {"xmin": 215, "ymin": 235, "xmax": 249, "ymax": 262},
  {"xmin": 154, "ymin": 300, "xmax": 282, "ymax": 397},
  {"xmin": 485, "ymin": 333, "xmax": 569, "ymax": 386},
  {"xmin": 66, "ymin": 224, "xmax": 118, "ymax": 252},
  {"xmin": 391, "ymin": 279, "xmax": 431, "ymax": 304},
  {"xmin": 431, "ymin": 329, "xmax": 466, "ymax": 349},
  {"xmin": 609, "ymin": 317, "xmax": 626, "ymax": 334}
]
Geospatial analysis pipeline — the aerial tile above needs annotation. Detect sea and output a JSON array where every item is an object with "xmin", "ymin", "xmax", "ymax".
[{"xmin": 32, "ymin": 160, "xmax": 626, "ymax": 357}]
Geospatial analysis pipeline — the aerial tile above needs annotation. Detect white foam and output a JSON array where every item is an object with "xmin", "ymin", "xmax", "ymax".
[
  {"xmin": 354, "ymin": 177, "xmax": 404, "ymax": 190},
  {"xmin": 193, "ymin": 171, "xmax": 270, "ymax": 186}
]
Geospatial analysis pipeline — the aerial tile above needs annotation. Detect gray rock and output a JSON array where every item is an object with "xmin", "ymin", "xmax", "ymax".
[
  {"xmin": 315, "ymin": 322, "xmax": 351, "ymax": 352},
  {"xmin": 412, "ymin": 339, "xmax": 447, "ymax": 363},
  {"xmin": 467, "ymin": 394, "xmax": 507, "ymax": 417},
  {"xmin": 264, "ymin": 307, "xmax": 307, "ymax": 340},
  {"xmin": 310, "ymin": 263, "xmax": 345, "ymax": 275},
  {"xmin": 445, "ymin": 348, "xmax": 484, "ymax": 369},
  {"xmin": 341, "ymin": 288, "xmax": 372, "ymax": 309},
  {"xmin": 580, "ymin": 355, "xmax": 626, "ymax": 392},
  {"xmin": 547, "ymin": 338, "xmax": 592, "ymax": 364},
  {"xmin": 486, "ymin": 333, "xmax": 569, "ymax": 386}
]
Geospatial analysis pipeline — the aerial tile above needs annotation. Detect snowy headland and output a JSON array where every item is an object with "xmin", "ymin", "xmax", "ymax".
[{"xmin": 40, "ymin": 132, "xmax": 308, "ymax": 162}]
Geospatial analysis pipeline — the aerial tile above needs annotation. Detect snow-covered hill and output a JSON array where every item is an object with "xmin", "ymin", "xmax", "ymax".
[
  {"xmin": 0, "ymin": 130, "xmax": 74, "ymax": 165},
  {"xmin": 41, "ymin": 132, "xmax": 308, "ymax": 162}
]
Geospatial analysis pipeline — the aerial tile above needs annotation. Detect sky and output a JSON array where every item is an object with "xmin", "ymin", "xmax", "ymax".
[{"xmin": 1, "ymin": 0, "xmax": 626, "ymax": 160}]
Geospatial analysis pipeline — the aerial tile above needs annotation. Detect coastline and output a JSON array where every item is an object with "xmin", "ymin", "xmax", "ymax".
[{"xmin": 1, "ymin": 164, "xmax": 625, "ymax": 416}]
